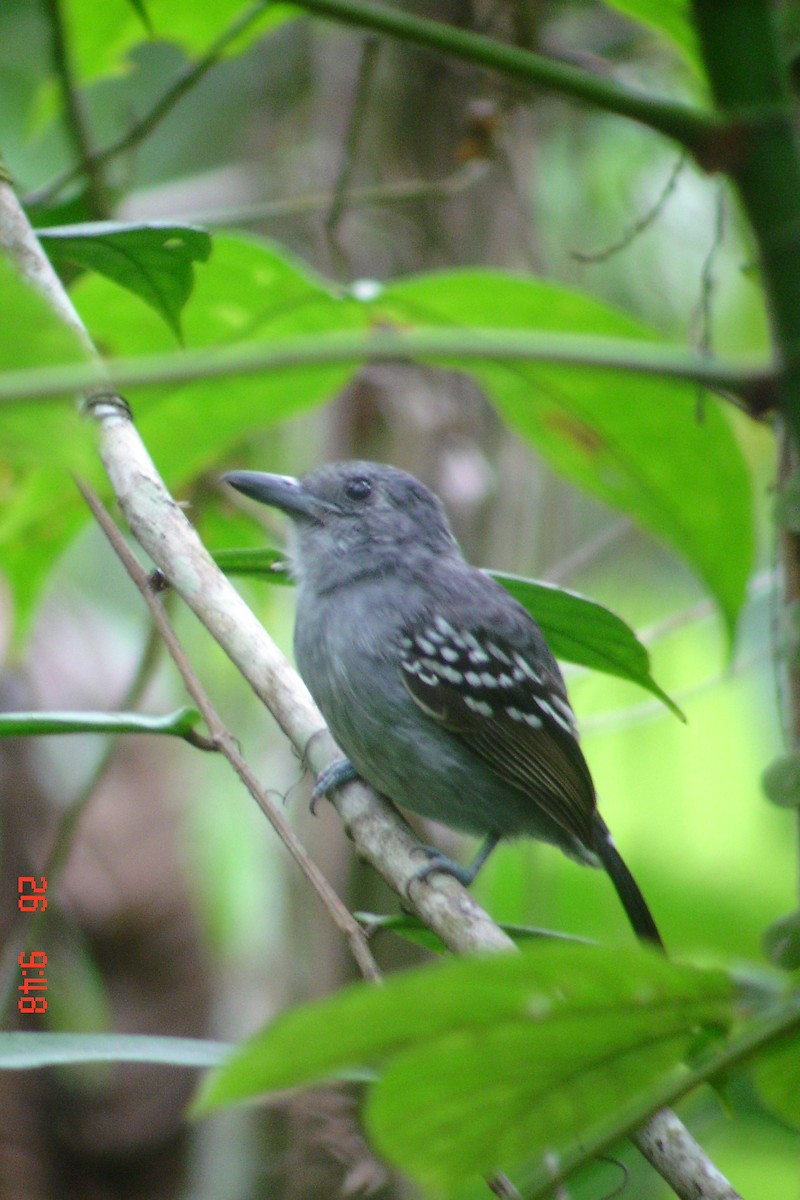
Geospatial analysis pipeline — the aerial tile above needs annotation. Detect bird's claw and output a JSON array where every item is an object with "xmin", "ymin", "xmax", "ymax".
[
  {"xmin": 310, "ymin": 757, "xmax": 360, "ymax": 814},
  {"xmin": 405, "ymin": 846, "xmax": 475, "ymax": 895}
]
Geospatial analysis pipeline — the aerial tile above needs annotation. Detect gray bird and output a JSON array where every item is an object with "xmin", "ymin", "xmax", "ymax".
[{"xmin": 223, "ymin": 461, "xmax": 662, "ymax": 948}]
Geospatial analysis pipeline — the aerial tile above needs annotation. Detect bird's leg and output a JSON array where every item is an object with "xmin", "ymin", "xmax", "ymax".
[
  {"xmin": 407, "ymin": 831, "xmax": 502, "ymax": 892},
  {"xmin": 311, "ymin": 757, "xmax": 361, "ymax": 814}
]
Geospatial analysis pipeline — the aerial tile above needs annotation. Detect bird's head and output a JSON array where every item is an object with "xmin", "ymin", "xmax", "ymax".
[{"xmin": 222, "ymin": 461, "xmax": 460, "ymax": 592}]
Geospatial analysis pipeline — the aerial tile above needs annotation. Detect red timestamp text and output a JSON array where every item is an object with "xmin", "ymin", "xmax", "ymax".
[
  {"xmin": 17, "ymin": 877, "xmax": 49, "ymax": 1015},
  {"xmin": 18, "ymin": 951, "xmax": 48, "ymax": 1013},
  {"xmin": 17, "ymin": 876, "xmax": 48, "ymax": 913}
]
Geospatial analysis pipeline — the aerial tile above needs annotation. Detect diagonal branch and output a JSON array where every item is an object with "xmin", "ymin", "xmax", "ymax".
[{"xmin": 76, "ymin": 476, "xmax": 381, "ymax": 983}]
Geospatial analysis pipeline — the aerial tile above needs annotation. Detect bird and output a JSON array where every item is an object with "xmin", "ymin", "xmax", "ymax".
[{"xmin": 222, "ymin": 461, "xmax": 663, "ymax": 948}]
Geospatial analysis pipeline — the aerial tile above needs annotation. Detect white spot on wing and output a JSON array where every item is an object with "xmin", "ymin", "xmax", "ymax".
[{"xmin": 464, "ymin": 696, "xmax": 493, "ymax": 718}]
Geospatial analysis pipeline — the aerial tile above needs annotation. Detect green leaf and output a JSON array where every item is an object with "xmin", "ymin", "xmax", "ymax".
[
  {"xmin": 212, "ymin": 546, "xmax": 292, "ymax": 582},
  {"xmin": 72, "ymin": 234, "xmax": 367, "ymax": 489},
  {"xmin": 193, "ymin": 943, "xmax": 733, "ymax": 1119},
  {"xmin": 0, "ymin": 1032, "xmax": 230, "ymax": 1070},
  {"xmin": 369, "ymin": 1019, "xmax": 686, "ymax": 1189},
  {"xmin": 40, "ymin": 223, "xmax": 212, "ymax": 341},
  {"xmin": 0, "ymin": 707, "xmax": 202, "ymax": 738},
  {"xmin": 353, "ymin": 912, "xmax": 589, "ymax": 954},
  {"xmin": 0, "ymin": 235, "xmax": 364, "ymax": 634},
  {"xmin": 762, "ymin": 752, "xmax": 800, "ymax": 808},
  {"xmin": 601, "ymin": 0, "xmax": 703, "ymax": 73},
  {"xmin": 63, "ymin": 0, "xmax": 297, "ymax": 83},
  {"xmin": 377, "ymin": 271, "xmax": 754, "ymax": 637},
  {"xmin": 495, "ymin": 572, "xmax": 683, "ymax": 718},
  {"xmin": 753, "ymin": 1029, "xmax": 800, "ymax": 1130},
  {"xmin": 0, "ymin": 256, "xmax": 95, "ymax": 634},
  {"xmin": 763, "ymin": 911, "xmax": 800, "ymax": 970},
  {"xmin": 122, "ymin": 0, "xmax": 153, "ymax": 35}
]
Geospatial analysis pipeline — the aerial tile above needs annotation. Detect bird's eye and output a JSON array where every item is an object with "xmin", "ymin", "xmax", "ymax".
[{"xmin": 344, "ymin": 477, "xmax": 372, "ymax": 501}]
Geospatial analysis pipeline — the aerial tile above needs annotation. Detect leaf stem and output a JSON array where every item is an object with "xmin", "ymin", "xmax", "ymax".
[
  {"xmin": 290, "ymin": 0, "xmax": 717, "ymax": 155},
  {"xmin": 0, "ymin": 329, "xmax": 775, "ymax": 411}
]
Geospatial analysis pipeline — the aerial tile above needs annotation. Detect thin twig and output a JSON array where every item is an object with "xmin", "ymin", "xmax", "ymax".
[
  {"xmin": 152, "ymin": 161, "xmax": 490, "ymax": 228},
  {"xmin": 42, "ymin": 0, "xmax": 108, "ymax": 217},
  {"xmin": 325, "ymin": 34, "xmax": 381, "ymax": 272},
  {"xmin": 75, "ymin": 477, "xmax": 381, "ymax": 983},
  {"xmin": 25, "ymin": 0, "xmax": 272, "ymax": 211},
  {"xmin": 690, "ymin": 179, "xmax": 727, "ymax": 416},
  {"xmin": 571, "ymin": 152, "xmax": 686, "ymax": 264}
]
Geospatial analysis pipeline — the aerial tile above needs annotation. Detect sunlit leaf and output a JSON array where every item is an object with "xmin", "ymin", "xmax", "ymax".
[
  {"xmin": 72, "ymin": 234, "xmax": 367, "ymax": 489},
  {"xmin": 194, "ymin": 943, "xmax": 733, "ymax": 1119},
  {"xmin": 753, "ymin": 1028, "xmax": 800, "ymax": 1130},
  {"xmin": 0, "ymin": 256, "xmax": 95, "ymax": 633},
  {"xmin": 41, "ymin": 223, "xmax": 212, "ymax": 340},
  {"xmin": 63, "ymin": 0, "xmax": 297, "ymax": 83},
  {"xmin": 376, "ymin": 271, "xmax": 754, "ymax": 638}
]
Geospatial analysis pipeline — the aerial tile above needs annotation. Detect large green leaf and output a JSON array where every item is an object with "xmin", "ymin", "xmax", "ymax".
[
  {"xmin": 194, "ymin": 943, "xmax": 733, "ymax": 1121},
  {"xmin": 376, "ymin": 271, "xmax": 754, "ymax": 636},
  {"xmin": 495, "ymin": 571, "xmax": 682, "ymax": 716},
  {"xmin": 753, "ymin": 1028, "xmax": 800, "ymax": 1130},
  {"xmin": 0, "ymin": 235, "xmax": 366, "ymax": 632},
  {"xmin": 63, "ymin": 0, "xmax": 297, "ymax": 83},
  {"xmin": 601, "ymin": 0, "xmax": 702, "ymax": 74},
  {"xmin": 72, "ymin": 234, "xmax": 367, "ymax": 489},
  {"xmin": 41, "ymin": 223, "xmax": 212, "ymax": 341},
  {"xmin": 0, "ymin": 256, "xmax": 95, "ymax": 629},
  {"xmin": 368, "ymin": 1016, "xmax": 687, "ymax": 1189}
]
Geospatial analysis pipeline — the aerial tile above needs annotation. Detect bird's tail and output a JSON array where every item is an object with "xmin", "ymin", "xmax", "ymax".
[{"xmin": 592, "ymin": 814, "xmax": 664, "ymax": 950}]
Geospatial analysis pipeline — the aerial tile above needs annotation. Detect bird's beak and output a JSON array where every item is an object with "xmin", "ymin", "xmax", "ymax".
[{"xmin": 222, "ymin": 471, "xmax": 321, "ymax": 521}]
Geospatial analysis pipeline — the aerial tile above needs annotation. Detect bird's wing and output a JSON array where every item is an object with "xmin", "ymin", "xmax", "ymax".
[{"xmin": 398, "ymin": 614, "xmax": 596, "ymax": 847}]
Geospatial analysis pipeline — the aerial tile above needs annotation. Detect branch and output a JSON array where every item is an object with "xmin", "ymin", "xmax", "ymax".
[
  {"xmin": 76, "ymin": 477, "xmax": 381, "ymax": 983},
  {"xmin": 690, "ymin": 1, "xmax": 800, "ymax": 436},
  {"xmin": 0, "ymin": 177, "xmax": 741, "ymax": 1199},
  {"xmin": 0, "ymin": 328, "xmax": 777, "ymax": 415},
  {"xmin": 289, "ymin": 0, "xmax": 717, "ymax": 156}
]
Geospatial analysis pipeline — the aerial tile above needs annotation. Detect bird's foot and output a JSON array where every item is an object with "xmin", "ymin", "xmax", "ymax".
[
  {"xmin": 311, "ymin": 757, "xmax": 361, "ymax": 814},
  {"xmin": 405, "ymin": 833, "xmax": 501, "ymax": 895},
  {"xmin": 406, "ymin": 846, "xmax": 479, "ymax": 894}
]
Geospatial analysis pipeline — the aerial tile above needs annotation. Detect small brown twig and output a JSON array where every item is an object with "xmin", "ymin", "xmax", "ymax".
[{"xmin": 76, "ymin": 477, "xmax": 381, "ymax": 984}]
